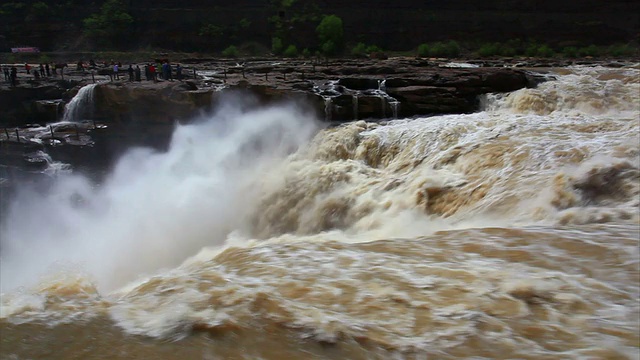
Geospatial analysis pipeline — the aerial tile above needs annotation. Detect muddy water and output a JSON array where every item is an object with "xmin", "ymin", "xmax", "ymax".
[{"xmin": 1, "ymin": 65, "xmax": 639, "ymax": 359}]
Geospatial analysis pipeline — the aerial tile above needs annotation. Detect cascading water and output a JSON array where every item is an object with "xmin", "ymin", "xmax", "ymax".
[
  {"xmin": 1, "ymin": 65, "xmax": 639, "ymax": 360},
  {"xmin": 378, "ymin": 79, "xmax": 386, "ymax": 92},
  {"xmin": 62, "ymin": 83, "xmax": 98, "ymax": 122},
  {"xmin": 373, "ymin": 79, "xmax": 400, "ymax": 119},
  {"xmin": 324, "ymin": 97, "xmax": 333, "ymax": 121},
  {"xmin": 352, "ymin": 93, "xmax": 359, "ymax": 120},
  {"xmin": 0, "ymin": 97, "xmax": 320, "ymax": 293},
  {"xmin": 390, "ymin": 100, "xmax": 400, "ymax": 119}
]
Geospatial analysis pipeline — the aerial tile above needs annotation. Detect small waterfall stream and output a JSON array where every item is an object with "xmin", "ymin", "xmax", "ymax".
[
  {"xmin": 352, "ymin": 94, "xmax": 359, "ymax": 120},
  {"xmin": 324, "ymin": 98, "xmax": 333, "ymax": 122},
  {"xmin": 378, "ymin": 79, "xmax": 386, "ymax": 92},
  {"xmin": 62, "ymin": 83, "xmax": 98, "ymax": 122},
  {"xmin": 390, "ymin": 101, "xmax": 400, "ymax": 119}
]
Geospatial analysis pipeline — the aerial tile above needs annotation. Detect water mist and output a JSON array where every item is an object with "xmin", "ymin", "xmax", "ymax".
[{"xmin": 0, "ymin": 95, "xmax": 320, "ymax": 293}]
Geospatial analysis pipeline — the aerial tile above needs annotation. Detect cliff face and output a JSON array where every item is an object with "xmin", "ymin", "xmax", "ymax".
[{"xmin": 1, "ymin": 0, "xmax": 638, "ymax": 52}]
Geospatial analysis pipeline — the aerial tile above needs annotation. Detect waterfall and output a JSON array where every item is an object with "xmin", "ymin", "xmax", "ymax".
[
  {"xmin": 62, "ymin": 83, "xmax": 98, "ymax": 122},
  {"xmin": 378, "ymin": 79, "xmax": 386, "ymax": 92},
  {"xmin": 390, "ymin": 101, "xmax": 400, "ymax": 119},
  {"xmin": 352, "ymin": 94, "xmax": 359, "ymax": 120},
  {"xmin": 324, "ymin": 97, "xmax": 333, "ymax": 122}
]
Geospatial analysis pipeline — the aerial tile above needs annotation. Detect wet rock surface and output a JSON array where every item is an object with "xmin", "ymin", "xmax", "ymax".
[
  {"xmin": 1, "ymin": 56, "xmax": 558, "ymax": 127},
  {"xmin": 0, "ymin": 56, "xmax": 630, "ymax": 189}
]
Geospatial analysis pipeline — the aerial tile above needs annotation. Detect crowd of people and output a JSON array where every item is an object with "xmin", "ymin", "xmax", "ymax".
[
  {"xmin": 2, "ymin": 66, "xmax": 18, "ymax": 87},
  {"xmin": 105, "ymin": 60, "xmax": 184, "ymax": 82},
  {"xmin": 2, "ymin": 62, "xmax": 64, "ymax": 86},
  {"xmin": 2, "ymin": 59, "xmax": 185, "ymax": 87}
]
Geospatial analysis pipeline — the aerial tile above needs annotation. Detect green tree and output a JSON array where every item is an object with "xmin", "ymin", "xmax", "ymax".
[
  {"xmin": 272, "ymin": 37, "xmax": 284, "ymax": 54},
  {"xmin": 222, "ymin": 45, "xmax": 239, "ymax": 57},
  {"xmin": 351, "ymin": 42, "xmax": 367, "ymax": 57},
  {"xmin": 535, "ymin": 44, "xmax": 555, "ymax": 58},
  {"xmin": 83, "ymin": 0, "xmax": 133, "ymax": 49},
  {"xmin": 316, "ymin": 14, "xmax": 343, "ymax": 56},
  {"xmin": 283, "ymin": 44, "xmax": 298, "ymax": 57}
]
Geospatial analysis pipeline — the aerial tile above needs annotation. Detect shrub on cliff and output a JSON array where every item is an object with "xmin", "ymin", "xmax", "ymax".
[
  {"xmin": 222, "ymin": 45, "xmax": 239, "ymax": 58},
  {"xmin": 417, "ymin": 41, "xmax": 461, "ymax": 58},
  {"xmin": 351, "ymin": 43, "xmax": 383, "ymax": 58},
  {"xmin": 535, "ymin": 44, "xmax": 555, "ymax": 58},
  {"xmin": 608, "ymin": 43, "xmax": 637, "ymax": 57},
  {"xmin": 477, "ymin": 43, "xmax": 502, "ymax": 57},
  {"xmin": 283, "ymin": 45, "xmax": 298, "ymax": 57},
  {"xmin": 578, "ymin": 45, "xmax": 601, "ymax": 57},
  {"xmin": 272, "ymin": 37, "xmax": 284, "ymax": 55},
  {"xmin": 352, "ymin": 42, "xmax": 367, "ymax": 57},
  {"xmin": 316, "ymin": 15, "xmax": 344, "ymax": 56},
  {"xmin": 417, "ymin": 43, "xmax": 430, "ymax": 57}
]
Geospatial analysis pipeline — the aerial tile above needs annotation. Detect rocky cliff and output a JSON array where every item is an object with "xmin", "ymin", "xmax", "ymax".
[{"xmin": 1, "ymin": 57, "xmax": 549, "ymax": 127}]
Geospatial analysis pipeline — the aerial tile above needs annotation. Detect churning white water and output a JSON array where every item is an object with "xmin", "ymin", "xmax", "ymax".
[
  {"xmin": 0, "ymin": 65, "xmax": 638, "ymax": 360},
  {"xmin": 0, "ymin": 95, "xmax": 320, "ymax": 293}
]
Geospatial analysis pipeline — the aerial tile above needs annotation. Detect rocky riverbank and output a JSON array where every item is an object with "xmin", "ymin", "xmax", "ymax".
[
  {"xmin": 0, "ymin": 56, "xmax": 634, "ymax": 176},
  {"xmin": 0, "ymin": 56, "xmax": 561, "ymax": 127},
  {"xmin": 0, "ymin": 56, "xmax": 635, "ymax": 211}
]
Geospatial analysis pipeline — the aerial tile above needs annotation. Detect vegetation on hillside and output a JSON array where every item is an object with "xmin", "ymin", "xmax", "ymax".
[
  {"xmin": 316, "ymin": 15, "xmax": 344, "ymax": 56},
  {"xmin": 0, "ymin": 0, "xmax": 637, "ymax": 59},
  {"xmin": 83, "ymin": 0, "xmax": 133, "ymax": 48}
]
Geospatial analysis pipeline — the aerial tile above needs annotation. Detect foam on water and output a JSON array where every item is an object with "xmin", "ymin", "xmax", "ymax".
[
  {"xmin": 105, "ymin": 226, "xmax": 638, "ymax": 357},
  {"xmin": 0, "ymin": 94, "xmax": 320, "ymax": 294},
  {"xmin": 1, "ymin": 66, "xmax": 639, "ymax": 359}
]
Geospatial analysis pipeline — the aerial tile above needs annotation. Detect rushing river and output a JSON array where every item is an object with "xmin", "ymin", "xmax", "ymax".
[{"xmin": 1, "ymin": 65, "xmax": 638, "ymax": 359}]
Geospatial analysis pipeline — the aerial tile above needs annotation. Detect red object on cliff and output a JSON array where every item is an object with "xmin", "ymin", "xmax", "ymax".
[{"xmin": 11, "ymin": 47, "xmax": 40, "ymax": 53}]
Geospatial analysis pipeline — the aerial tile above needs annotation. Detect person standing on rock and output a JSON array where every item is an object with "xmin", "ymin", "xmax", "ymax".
[
  {"xmin": 45, "ymin": 63, "xmax": 50, "ymax": 77},
  {"xmin": 128, "ymin": 64, "xmax": 134, "ymax": 82},
  {"xmin": 135, "ymin": 65, "xmax": 141, "ymax": 82},
  {"xmin": 149, "ymin": 64, "xmax": 157, "ymax": 82},
  {"xmin": 10, "ymin": 66, "xmax": 17, "ymax": 87},
  {"xmin": 113, "ymin": 63, "xmax": 119, "ymax": 80},
  {"xmin": 39, "ymin": 64, "xmax": 45, "ymax": 77},
  {"xmin": 176, "ymin": 64, "xmax": 183, "ymax": 81},
  {"xmin": 144, "ymin": 64, "xmax": 150, "ymax": 81}
]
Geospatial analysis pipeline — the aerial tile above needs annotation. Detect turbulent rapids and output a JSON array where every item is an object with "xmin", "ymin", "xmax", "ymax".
[{"xmin": 1, "ymin": 66, "xmax": 639, "ymax": 359}]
